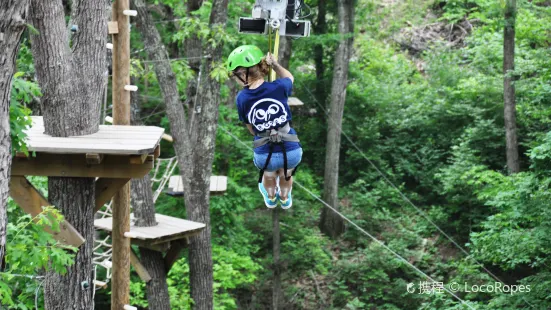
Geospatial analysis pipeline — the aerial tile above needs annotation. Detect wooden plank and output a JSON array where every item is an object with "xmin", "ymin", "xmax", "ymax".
[
  {"xmin": 15, "ymin": 152, "xmax": 28, "ymax": 158},
  {"xmin": 130, "ymin": 249, "xmax": 152, "ymax": 282},
  {"xmin": 9, "ymin": 176, "xmax": 85, "ymax": 247},
  {"xmin": 153, "ymin": 145, "xmax": 160, "ymax": 159},
  {"xmin": 95, "ymin": 178, "xmax": 130, "ymax": 212},
  {"xmin": 24, "ymin": 141, "xmax": 159, "ymax": 155},
  {"xmin": 11, "ymin": 153, "xmax": 153, "ymax": 178},
  {"xmin": 86, "ymin": 153, "xmax": 104, "ymax": 164},
  {"xmin": 108, "ymin": 21, "xmax": 119, "ymax": 34},
  {"xmin": 133, "ymin": 239, "xmax": 171, "ymax": 252},
  {"xmin": 129, "ymin": 154, "xmax": 148, "ymax": 164},
  {"xmin": 94, "ymin": 214, "xmax": 206, "ymax": 242},
  {"xmin": 164, "ymin": 239, "xmax": 187, "ymax": 273},
  {"xmin": 168, "ymin": 175, "xmax": 227, "ymax": 195}
]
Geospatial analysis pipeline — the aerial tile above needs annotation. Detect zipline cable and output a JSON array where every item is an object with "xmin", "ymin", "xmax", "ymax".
[
  {"xmin": 299, "ymin": 82, "xmax": 536, "ymax": 309},
  {"xmin": 218, "ymin": 125, "xmax": 476, "ymax": 310}
]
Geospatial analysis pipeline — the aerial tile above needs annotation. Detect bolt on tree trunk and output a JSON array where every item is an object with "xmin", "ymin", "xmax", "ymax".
[
  {"xmin": 504, "ymin": 0, "xmax": 519, "ymax": 174},
  {"xmin": 0, "ymin": 0, "xmax": 30, "ymax": 268},
  {"xmin": 29, "ymin": 0, "xmax": 107, "ymax": 308},
  {"xmin": 319, "ymin": 0, "xmax": 354, "ymax": 239}
]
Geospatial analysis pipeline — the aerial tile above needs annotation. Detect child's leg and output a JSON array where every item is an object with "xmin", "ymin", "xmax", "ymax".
[
  {"xmin": 263, "ymin": 171, "xmax": 277, "ymax": 199},
  {"xmin": 277, "ymin": 169, "xmax": 294, "ymax": 200}
]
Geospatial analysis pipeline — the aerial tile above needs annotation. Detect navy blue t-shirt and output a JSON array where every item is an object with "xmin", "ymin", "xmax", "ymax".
[{"xmin": 236, "ymin": 77, "xmax": 301, "ymax": 154}]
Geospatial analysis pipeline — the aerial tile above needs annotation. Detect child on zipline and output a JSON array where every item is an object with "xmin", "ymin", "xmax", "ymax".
[{"xmin": 227, "ymin": 45, "xmax": 302, "ymax": 209}]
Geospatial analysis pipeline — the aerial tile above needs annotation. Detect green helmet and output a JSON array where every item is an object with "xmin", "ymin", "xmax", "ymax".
[{"xmin": 227, "ymin": 45, "xmax": 264, "ymax": 72}]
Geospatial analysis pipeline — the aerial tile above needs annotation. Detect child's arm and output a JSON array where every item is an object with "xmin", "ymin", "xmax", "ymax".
[{"xmin": 266, "ymin": 53, "xmax": 294, "ymax": 83}]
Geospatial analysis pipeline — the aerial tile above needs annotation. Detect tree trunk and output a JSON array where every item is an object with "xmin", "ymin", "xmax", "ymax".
[
  {"xmin": 314, "ymin": 0, "xmax": 327, "ymax": 104},
  {"xmin": 184, "ymin": 2, "xmax": 228, "ymax": 309},
  {"xmin": 272, "ymin": 209, "xmax": 281, "ymax": 310},
  {"xmin": 504, "ymin": 0, "xmax": 519, "ymax": 174},
  {"xmin": 129, "ymin": 83, "xmax": 171, "ymax": 310},
  {"xmin": 278, "ymin": 36, "xmax": 293, "ymax": 70},
  {"xmin": 29, "ymin": 0, "xmax": 107, "ymax": 308},
  {"xmin": 319, "ymin": 0, "xmax": 354, "ymax": 238},
  {"xmin": 0, "ymin": 0, "xmax": 30, "ymax": 268},
  {"xmin": 184, "ymin": 0, "xmax": 204, "ymax": 113},
  {"xmin": 132, "ymin": 0, "xmax": 229, "ymax": 308}
]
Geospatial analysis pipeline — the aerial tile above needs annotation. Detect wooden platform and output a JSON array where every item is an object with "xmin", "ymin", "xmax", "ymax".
[
  {"xmin": 288, "ymin": 97, "xmax": 304, "ymax": 106},
  {"xmin": 95, "ymin": 213, "xmax": 205, "ymax": 246},
  {"xmin": 166, "ymin": 175, "xmax": 227, "ymax": 196},
  {"xmin": 9, "ymin": 116, "xmax": 165, "ymax": 248},
  {"xmin": 24, "ymin": 116, "xmax": 164, "ymax": 155}
]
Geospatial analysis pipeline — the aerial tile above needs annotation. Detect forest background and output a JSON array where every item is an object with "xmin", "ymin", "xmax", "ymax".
[{"xmin": 3, "ymin": 0, "xmax": 551, "ymax": 309}]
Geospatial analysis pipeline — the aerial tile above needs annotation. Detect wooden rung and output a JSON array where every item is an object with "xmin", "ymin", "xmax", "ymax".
[
  {"xmin": 124, "ymin": 232, "xmax": 139, "ymax": 238},
  {"xmin": 86, "ymin": 153, "xmax": 104, "ymax": 164},
  {"xmin": 93, "ymin": 280, "xmax": 108, "ymax": 288},
  {"xmin": 108, "ymin": 21, "xmax": 119, "ymax": 34},
  {"xmin": 123, "ymin": 306, "xmax": 138, "ymax": 310},
  {"xmin": 129, "ymin": 153, "xmax": 148, "ymax": 164},
  {"xmin": 124, "ymin": 85, "xmax": 138, "ymax": 92},
  {"xmin": 123, "ymin": 10, "xmax": 138, "ymax": 16},
  {"xmin": 106, "ymin": 43, "xmax": 113, "ymax": 50}
]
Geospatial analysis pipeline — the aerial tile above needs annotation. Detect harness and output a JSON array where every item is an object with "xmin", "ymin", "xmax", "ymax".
[{"xmin": 254, "ymin": 123, "xmax": 300, "ymax": 183}]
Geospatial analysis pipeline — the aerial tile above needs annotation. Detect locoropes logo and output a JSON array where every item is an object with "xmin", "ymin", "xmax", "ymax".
[{"xmin": 247, "ymin": 98, "xmax": 288, "ymax": 131}]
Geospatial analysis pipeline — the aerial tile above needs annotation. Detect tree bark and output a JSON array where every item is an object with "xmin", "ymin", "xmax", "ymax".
[
  {"xmin": 132, "ymin": 0, "xmax": 229, "ymax": 308},
  {"xmin": 184, "ymin": 0, "xmax": 204, "ymax": 113},
  {"xmin": 29, "ymin": 0, "xmax": 107, "ymax": 308},
  {"xmin": 0, "ymin": 0, "xmax": 30, "ymax": 268},
  {"xmin": 129, "ymin": 83, "xmax": 171, "ymax": 310},
  {"xmin": 504, "ymin": 0, "xmax": 519, "ymax": 174},
  {"xmin": 319, "ymin": 0, "xmax": 354, "ymax": 238},
  {"xmin": 314, "ymin": 0, "xmax": 327, "ymax": 104},
  {"xmin": 278, "ymin": 36, "xmax": 293, "ymax": 70}
]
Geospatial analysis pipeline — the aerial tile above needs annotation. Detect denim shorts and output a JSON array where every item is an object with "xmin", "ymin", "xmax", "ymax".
[{"xmin": 253, "ymin": 148, "xmax": 303, "ymax": 172}]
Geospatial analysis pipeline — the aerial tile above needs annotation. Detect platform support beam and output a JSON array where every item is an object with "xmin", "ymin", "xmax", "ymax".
[
  {"xmin": 111, "ymin": 0, "xmax": 132, "ymax": 308},
  {"xmin": 94, "ymin": 178, "xmax": 130, "ymax": 213},
  {"xmin": 9, "ymin": 176, "xmax": 85, "ymax": 247}
]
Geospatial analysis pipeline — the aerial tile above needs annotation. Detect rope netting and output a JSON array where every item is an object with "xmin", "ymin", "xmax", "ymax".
[{"xmin": 92, "ymin": 156, "xmax": 179, "ymax": 290}]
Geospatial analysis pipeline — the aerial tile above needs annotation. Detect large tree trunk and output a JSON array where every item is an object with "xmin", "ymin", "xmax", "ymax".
[
  {"xmin": 29, "ymin": 0, "xmax": 107, "ymax": 308},
  {"xmin": 132, "ymin": 0, "xmax": 229, "ymax": 308},
  {"xmin": 129, "ymin": 83, "xmax": 171, "ymax": 310},
  {"xmin": 504, "ymin": 0, "xmax": 519, "ymax": 173},
  {"xmin": 184, "ymin": 0, "xmax": 204, "ymax": 113},
  {"xmin": 319, "ymin": 0, "xmax": 354, "ymax": 238},
  {"xmin": 184, "ymin": 2, "xmax": 228, "ymax": 309},
  {"xmin": 0, "ymin": 0, "xmax": 30, "ymax": 267}
]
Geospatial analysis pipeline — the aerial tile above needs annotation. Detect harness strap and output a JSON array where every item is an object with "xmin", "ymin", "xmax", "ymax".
[
  {"xmin": 258, "ymin": 143, "xmax": 274, "ymax": 183},
  {"xmin": 253, "ymin": 123, "xmax": 300, "ymax": 148}
]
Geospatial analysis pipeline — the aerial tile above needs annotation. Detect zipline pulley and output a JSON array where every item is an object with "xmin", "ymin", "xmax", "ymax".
[{"xmin": 238, "ymin": 0, "xmax": 311, "ymax": 37}]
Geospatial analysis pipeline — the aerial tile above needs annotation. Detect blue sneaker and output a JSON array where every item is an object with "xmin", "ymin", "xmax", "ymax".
[
  {"xmin": 278, "ymin": 190, "xmax": 292, "ymax": 209},
  {"xmin": 259, "ymin": 183, "xmax": 277, "ymax": 208}
]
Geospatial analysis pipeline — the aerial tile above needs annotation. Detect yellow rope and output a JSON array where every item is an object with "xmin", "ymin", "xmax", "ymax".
[{"xmin": 270, "ymin": 27, "xmax": 280, "ymax": 82}]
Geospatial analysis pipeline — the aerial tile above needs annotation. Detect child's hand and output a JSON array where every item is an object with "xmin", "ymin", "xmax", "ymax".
[{"xmin": 265, "ymin": 53, "xmax": 278, "ymax": 66}]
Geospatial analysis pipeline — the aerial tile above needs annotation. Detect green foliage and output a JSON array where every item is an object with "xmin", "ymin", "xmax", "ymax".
[
  {"xmin": 130, "ymin": 246, "xmax": 260, "ymax": 309},
  {"xmin": 10, "ymin": 72, "xmax": 38, "ymax": 155},
  {"xmin": 1, "ymin": 200, "xmax": 76, "ymax": 309}
]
